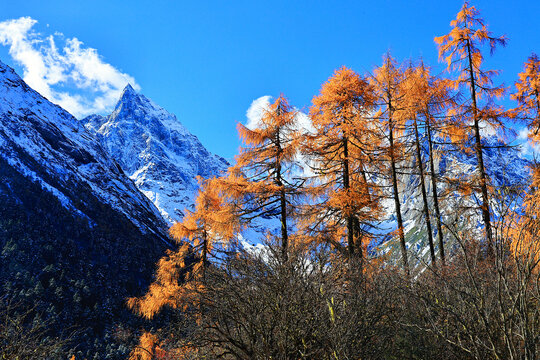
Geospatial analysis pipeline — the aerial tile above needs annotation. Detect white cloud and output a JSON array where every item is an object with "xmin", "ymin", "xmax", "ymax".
[
  {"xmin": 517, "ymin": 126, "xmax": 540, "ymax": 157},
  {"xmin": 245, "ymin": 95, "xmax": 315, "ymax": 176},
  {"xmin": 518, "ymin": 127, "xmax": 530, "ymax": 140},
  {"xmin": 245, "ymin": 95, "xmax": 314, "ymax": 134},
  {"xmin": 0, "ymin": 17, "xmax": 139, "ymax": 118},
  {"xmin": 246, "ymin": 95, "xmax": 272, "ymax": 130}
]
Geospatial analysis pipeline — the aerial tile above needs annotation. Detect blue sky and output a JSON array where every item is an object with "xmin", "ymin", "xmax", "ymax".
[{"xmin": 1, "ymin": 0, "xmax": 539, "ymax": 159}]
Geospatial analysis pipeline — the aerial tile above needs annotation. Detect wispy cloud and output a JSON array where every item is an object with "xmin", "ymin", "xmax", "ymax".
[{"xmin": 0, "ymin": 17, "xmax": 139, "ymax": 118}]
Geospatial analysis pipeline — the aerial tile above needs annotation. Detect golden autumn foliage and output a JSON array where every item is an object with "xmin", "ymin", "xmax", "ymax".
[
  {"xmin": 435, "ymin": 1, "xmax": 508, "ymax": 251},
  {"xmin": 434, "ymin": 2, "xmax": 507, "ymax": 99},
  {"xmin": 169, "ymin": 176, "xmax": 240, "ymax": 263},
  {"xmin": 507, "ymin": 55, "xmax": 540, "ymax": 264},
  {"xmin": 434, "ymin": 1, "xmax": 507, "ymax": 142},
  {"xmin": 232, "ymin": 94, "xmax": 300, "ymax": 202},
  {"xmin": 127, "ymin": 244, "xmax": 193, "ymax": 319},
  {"xmin": 403, "ymin": 63, "xmax": 460, "ymax": 143},
  {"xmin": 128, "ymin": 177, "xmax": 240, "ymax": 320},
  {"xmin": 218, "ymin": 94, "xmax": 302, "ymax": 258},
  {"xmin": 509, "ymin": 212, "xmax": 540, "ymax": 267},
  {"xmin": 511, "ymin": 54, "xmax": 540, "ymax": 144},
  {"xmin": 369, "ymin": 54, "xmax": 407, "ymax": 157},
  {"xmin": 129, "ymin": 331, "xmax": 199, "ymax": 360},
  {"xmin": 129, "ymin": 332, "xmax": 165, "ymax": 360},
  {"xmin": 303, "ymin": 66, "xmax": 381, "ymax": 258}
]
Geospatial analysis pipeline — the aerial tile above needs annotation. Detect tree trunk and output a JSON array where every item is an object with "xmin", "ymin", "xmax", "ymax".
[
  {"xmin": 426, "ymin": 117, "xmax": 445, "ymax": 264},
  {"xmin": 413, "ymin": 117, "xmax": 436, "ymax": 265},
  {"xmin": 534, "ymin": 87, "xmax": 540, "ymax": 134},
  {"xmin": 466, "ymin": 40, "xmax": 493, "ymax": 255},
  {"xmin": 342, "ymin": 136, "xmax": 359, "ymax": 259},
  {"xmin": 201, "ymin": 231, "xmax": 208, "ymax": 282},
  {"xmin": 355, "ymin": 166, "xmax": 372, "ymax": 255},
  {"xmin": 275, "ymin": 103, "xmax": 289, "ymax": 262},
  {"xmin": 388, "ymin": 103, "xmax": 409, "ymax": 274}
]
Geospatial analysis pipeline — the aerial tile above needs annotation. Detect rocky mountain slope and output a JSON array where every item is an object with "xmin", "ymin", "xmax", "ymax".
[
  {"xmin": 0, "ymin": 61, "xmax": 169, "ymax": 238},
  {"xmin": 0, "ymin": 60, "xmax": 171, "ymax": 358}
]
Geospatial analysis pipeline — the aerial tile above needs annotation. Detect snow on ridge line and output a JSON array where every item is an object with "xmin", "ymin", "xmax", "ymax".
[
  {"xmin": 82, "ymin": 84, "xmax": 229, "ymax": 226},
  {"xmin": 1, "ymin": 150, "xmax": 92, "ymax": 223},
  {"xmin": 0, "ymin": 59, "xmax": 169, "ymax": 236}
]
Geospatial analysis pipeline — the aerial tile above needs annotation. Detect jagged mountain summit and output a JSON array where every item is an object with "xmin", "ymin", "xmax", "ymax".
[
  {"xmin": 0, "ymin": 61, "xmax": 168, "ymax": 238},
  {"xmin": 81, "ymin": 84, "xmax": 229, "ymax": 224}
]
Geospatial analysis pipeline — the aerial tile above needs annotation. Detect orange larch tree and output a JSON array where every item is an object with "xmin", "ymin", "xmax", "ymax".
[
  {"xmin": 128, "ymin": 332, "xmax": 169, "ymax": 360},
  {"xmin": 303, "ymin": 66, "xmax": 382, "ymax": 260},
  {"xmin": 435, "ymin": 1, "xmax": 507, "ymax": 254},
  {"xmin": 217, "ymin": 94, "xmax": 303, "ymax": 260},
  {"xmin": 502, "ymin": 55, "xmax": 540, "ymax": 357},
  {"xmin": 511, "ymin": 54, "xmax": 540, "ymax": 142},
  {"xmin": 128, "ymin": 176, "xmax": 239, "ymax": 319},
  {"xmin": 127, "ymin": 177, "xmax": 239, "ymax": 360},
  {"xmin": 370, "ymin": 54, "xmax": 410, "ymax": 274},
  {"xmin": 509, "ymin": 54, "xmax": 540, "ymax": 263}
]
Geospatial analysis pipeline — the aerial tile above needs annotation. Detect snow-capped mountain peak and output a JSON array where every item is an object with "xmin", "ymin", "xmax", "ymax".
[
  {"xmin": 123, "ymin": 83, "xmax": 137, "ymax": 95},
  {"xmin": 0, "ymin": 59, "xmax": 169, "ymax": 239},
  {"xmin": 82, "ymin": 85, "xmax": 228, "ymax": 224},
  {"xmin": 110, "ymin": 84, "xmax": 187, "ymax": 133}
]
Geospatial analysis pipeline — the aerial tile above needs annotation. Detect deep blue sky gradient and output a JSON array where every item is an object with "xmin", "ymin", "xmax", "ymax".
[{"xmin": 1, "ymin": 0, "xmax": 539, "ymax": 159}]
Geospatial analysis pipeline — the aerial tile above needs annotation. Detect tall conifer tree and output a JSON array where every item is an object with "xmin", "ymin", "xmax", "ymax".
[
  {"xmin": 509, "ymin": 54, "xmax": 540, "ymax": 263},
  {"xmin": 218, "ymin": 95, "xmax": 302, "ymax": 260},
  {"xmin": 435, "ymin": 1, "xmax": 507, "ymax": 254},
  {"xmin": 370, "ymin": 55, "xmax": 410, "ymax": 273},
  {"xmin": 303, "ymin": 66, "xmax": 381, "ymax": 260},
  {"xmin": 127, "ymin": 178, "xmax": 239, "ymax": 319}
]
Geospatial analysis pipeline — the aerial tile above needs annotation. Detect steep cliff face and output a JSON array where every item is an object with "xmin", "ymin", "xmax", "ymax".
[{"xmin": 81, "ymin": 85, "xmax": 229, "ymax": 224}]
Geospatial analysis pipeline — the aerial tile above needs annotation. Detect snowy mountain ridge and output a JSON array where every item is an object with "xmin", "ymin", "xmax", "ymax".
[
  {"xmin": 81, "ymin": 84, "xmax": 229, "ymax": 224},
  {"xmin": 0, "ymin": 59, "xmax": 169, "ymax": 239}
]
